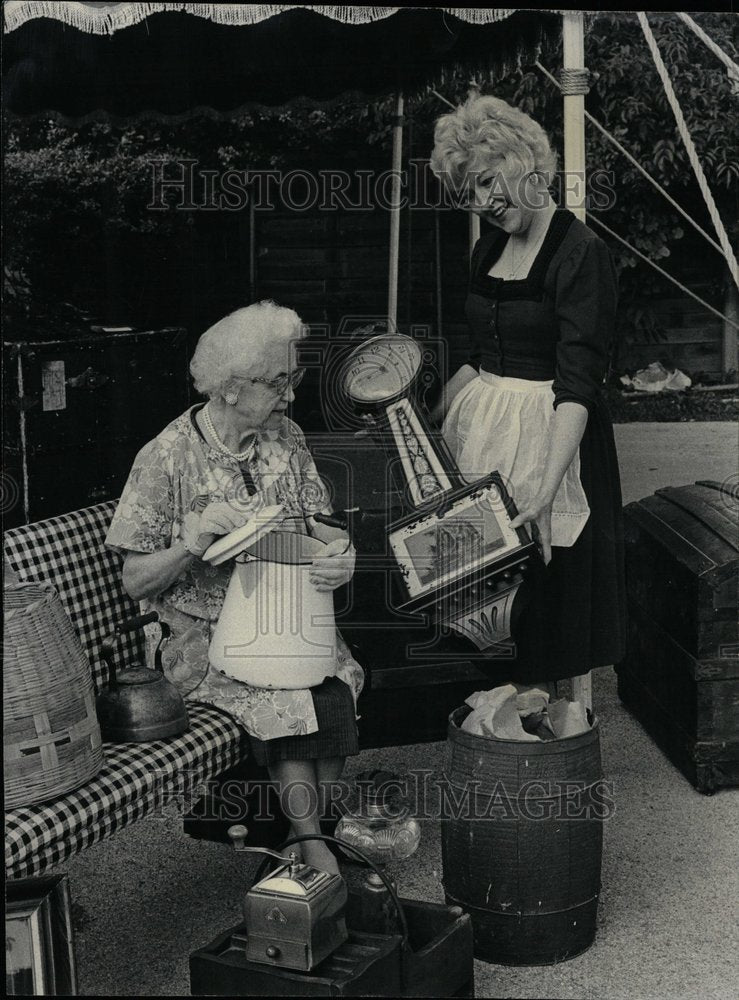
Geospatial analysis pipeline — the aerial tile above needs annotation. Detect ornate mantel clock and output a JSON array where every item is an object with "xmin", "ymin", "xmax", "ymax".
[{"xmin": 333, "ymin": 332, "xmax": 540, "ymax": 651}]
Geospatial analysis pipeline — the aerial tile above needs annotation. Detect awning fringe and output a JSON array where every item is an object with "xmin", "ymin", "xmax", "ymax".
[{"xmin": 3, "ymin": 3, "xmax": 556, "ymax": 36}]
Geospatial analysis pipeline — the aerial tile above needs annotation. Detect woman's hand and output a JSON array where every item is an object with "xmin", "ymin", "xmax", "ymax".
[
  {"xmin": 510, "ymin": 497, "xmax": 554, "ymax": 566},
  {"xmin": 182, "ymin": 501, "xmax": 251, "ymax": 558},
  {"xmin": 508, "ymin": 403, "xmax": 587, "ymax": 567},
  {"xmin": 309, "ymin": 539, "xmax": 356, "ymax": 592},
  {"xmin": 123, "ymin": 501, "xmax": 258, "ymax": 601}
]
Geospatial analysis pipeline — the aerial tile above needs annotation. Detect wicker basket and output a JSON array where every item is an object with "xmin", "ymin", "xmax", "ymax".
[{"xmin": 4, "ymin": 579, "xmax": 104, "ymax": 808}]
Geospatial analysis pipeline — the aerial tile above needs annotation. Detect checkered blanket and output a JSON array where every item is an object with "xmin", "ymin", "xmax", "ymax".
[
  {"xmin": 4, "ymin": 502, "xmax": 143, "ymax": 688},
  {"xmin": 5, "ymin": 704, "xmax": 248, "ymax": 878},
  {"xmin": 4, "ymin": 502, "xmax": 249, "ymax": 878}
]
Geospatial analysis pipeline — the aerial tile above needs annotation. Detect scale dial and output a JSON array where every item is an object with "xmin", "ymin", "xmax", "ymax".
[{"xmin": 341, "ymin": 334, "xmax": 423, "ymax": 405}]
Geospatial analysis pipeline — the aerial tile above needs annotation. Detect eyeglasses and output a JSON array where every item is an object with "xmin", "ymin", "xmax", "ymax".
[{"xmin": 250, "ymin": 367, "xmax": 306, "ymax": 394}]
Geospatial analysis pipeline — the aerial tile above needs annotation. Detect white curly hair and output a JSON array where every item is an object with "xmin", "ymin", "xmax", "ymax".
[
  {"xmin": 190, "ymin": 300, "xmax": 306, "ymax": 399},
  {"xmin": 430, "ymin": 94, "xmax": 557, "ymax": 196}
]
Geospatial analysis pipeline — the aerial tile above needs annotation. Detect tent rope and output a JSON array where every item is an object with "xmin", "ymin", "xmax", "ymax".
[
  {"xmin": 430, "ymin": 89, "xmax": 456, "ymax": 110},
  {"xmin": 637, "ymin": 12, "xmax": 739, "ymax": 292},
  {"xmin": 676, "ymin": 12, "xmax": 739, "ymax": 78},
  {"xmin": 587, "ymin": 215, "xmax": 739, "ymax": 333},
  {"xmin": 535, "ymin": 60, "xmax": 724, "ymax": 256}
]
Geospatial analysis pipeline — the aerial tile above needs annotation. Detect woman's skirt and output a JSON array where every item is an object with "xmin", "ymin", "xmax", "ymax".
[
  {"xmin": 442, "ymin": 372, "xmax": 627, "ymax": 682},
  {"xmin": 248, "ymin": 675, "xmax": 359, "ymax": 767}
]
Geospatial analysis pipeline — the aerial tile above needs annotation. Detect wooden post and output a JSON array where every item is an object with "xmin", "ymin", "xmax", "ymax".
[
  {"xmin": 563, "ymin": 12, "xmax": 592, "ymax": 714},
  {"xmin": 248, "ymin": 201, "xmax": 256, "ymax": 302},
  {"xmin": 469, "ymin": 213, "xmax": 480, "ymax": 260},
  {"xmin": 572, "ymin": 673, "xmax": 593, "ymax": 716},
  {"xmin": 562, "ymin": 12, "xmax": 587, "ymax": 222},
  {"xmin": 723, "ymin": 269, "xmax": 739, "ymax": 375},
  {"xmin": 467, "ymin": 80, "xmax": 482, "ymax": 259},
  {"xmin": 388, "ymin": 92, "xmax": 404, "ymax": 330},
  {"xmin": 434, "ymin": 209, "xmax": 443, "ymax": 337}
]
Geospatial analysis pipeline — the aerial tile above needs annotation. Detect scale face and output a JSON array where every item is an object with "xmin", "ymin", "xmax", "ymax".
[
  {"xmin": 340, "ymin": 333, "xmax": 540, "ymax": 652},
  {"xmin": 341, "ymin": 333, "xmax": 422, "ymax": 406}
]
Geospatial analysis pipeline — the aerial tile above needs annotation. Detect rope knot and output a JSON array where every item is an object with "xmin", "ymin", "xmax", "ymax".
[{"xmin": 558, "ymin": 68, "xmax": 590, "ymax": 96}]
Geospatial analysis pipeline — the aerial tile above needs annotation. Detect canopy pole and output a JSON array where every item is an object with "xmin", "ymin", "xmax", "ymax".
[
  {"xmin": 469, "ymin": 213, "xmax": 480, "ymax": 259},
  {"xmin": 562, "ymin": 12, "xmax": 587, "ymax": 222},
  {"xmin": 467, "ymin": 81, "xmax": 482, "ymax": 259},
  {"xmin": 562, "ymin": 12, "xmax": 592, "ymax": 714},
  {"xmin": 388, "ymin": 92, "xmax": 404, "ymax": 329},
  {"xmin": 724, "ymin": 275, "xmax": 739, "ymax": 375}
]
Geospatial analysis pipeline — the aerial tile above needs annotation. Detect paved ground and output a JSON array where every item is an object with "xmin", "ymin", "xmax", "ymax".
[
  {"xmin": 60, "ymin": 423, "xmax": 738, "ymax": 997},
  {"xmin": 613, "ymin": 421, "xmax": 737, "ymax": 505}
]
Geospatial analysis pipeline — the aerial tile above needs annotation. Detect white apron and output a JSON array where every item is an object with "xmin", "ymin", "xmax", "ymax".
[{"xmin": 442, "ymin": 370, "xmax": 590, "ymax": 548}]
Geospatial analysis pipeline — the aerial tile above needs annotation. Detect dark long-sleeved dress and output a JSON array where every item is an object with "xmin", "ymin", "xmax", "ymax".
[{"xmin": 442, "ymin": 207, "xmax": 627, "ymax": 682}]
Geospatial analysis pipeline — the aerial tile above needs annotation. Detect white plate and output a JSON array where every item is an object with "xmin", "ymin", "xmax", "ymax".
[{"xmin": 202, "ymin": 505, "xmax": 285, "ymax": 566}]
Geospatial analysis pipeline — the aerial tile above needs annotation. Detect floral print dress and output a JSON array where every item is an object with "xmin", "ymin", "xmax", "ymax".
[{"xmin": 105, "ymin": 406, "xmax": 364, "ymax": 740}]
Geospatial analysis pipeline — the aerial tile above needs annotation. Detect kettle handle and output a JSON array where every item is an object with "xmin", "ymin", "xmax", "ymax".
[
  {"xmin": 100, "ymin": 611, "xmax": 172, "ymax": 687},
  {"xmin": 115, "ymin": 611, "xmax": 160, "ymax": 634}
]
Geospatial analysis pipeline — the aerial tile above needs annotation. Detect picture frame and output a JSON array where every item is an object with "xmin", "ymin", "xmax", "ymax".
[
  {"xmin": 388, "ymin": 475, "xmax": 530, "ymax": 606},
  {"xmin": 6, "ymin": 875, "xmax": 77, "ymax": 996}
]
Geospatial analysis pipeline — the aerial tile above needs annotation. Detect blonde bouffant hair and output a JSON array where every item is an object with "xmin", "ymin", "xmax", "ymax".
[
  {"xmin": 430, "ymin": 94, "xmax": 557, "ymax": 195},
  {"xmin": 190, "ymin": 300, "xmax": 305, "ymax": 400}
]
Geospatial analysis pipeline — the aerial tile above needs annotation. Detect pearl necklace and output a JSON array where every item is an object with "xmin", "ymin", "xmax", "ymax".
[{"xmin": 202, "ymin": 403, "xmax": 256, "ymax": 462}]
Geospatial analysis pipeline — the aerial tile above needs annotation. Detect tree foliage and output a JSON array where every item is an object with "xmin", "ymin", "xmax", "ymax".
[
  {"xmin": 404, "ymin": 12, "xmax": 738, "ymax": 340},
  {"xmin": 4, "ymin": 11, "xmax": 737, "ymax": 343}
]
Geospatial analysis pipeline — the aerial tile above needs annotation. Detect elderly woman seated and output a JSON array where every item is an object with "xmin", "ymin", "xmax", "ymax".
[{"xmin": 106, "ymin": 300, "xmax": 363, "ymax": 874}]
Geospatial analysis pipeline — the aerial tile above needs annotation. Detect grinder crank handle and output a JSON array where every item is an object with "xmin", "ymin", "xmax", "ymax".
[{"xmin": 227, "ymin": 824, "xmax": 299, "ymax": 873}]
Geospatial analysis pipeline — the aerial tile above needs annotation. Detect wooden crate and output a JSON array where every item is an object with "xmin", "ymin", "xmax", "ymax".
[
  {"xmin": 189, "ymin": 893, "xmax": 474, "ymax": 997},
  {"xmin": 616, "ymin": 481, "xmax": 739, "ymax": 792}
]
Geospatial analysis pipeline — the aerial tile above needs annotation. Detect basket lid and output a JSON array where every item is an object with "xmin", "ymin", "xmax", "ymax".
[{"xmin": 3, "ymin": 578, "xmax": 58, "ymax": 616}]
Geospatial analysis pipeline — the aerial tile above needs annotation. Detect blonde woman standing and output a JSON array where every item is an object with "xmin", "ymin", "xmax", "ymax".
[{"xmin": 431, "ymin": 95, "xmax": 626, "ymax": 685}]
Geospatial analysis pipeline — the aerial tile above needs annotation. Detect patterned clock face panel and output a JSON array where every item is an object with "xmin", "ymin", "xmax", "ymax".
[{"xmin": 342, "ymin": 334, "xmax": 422, "ymax": 404}]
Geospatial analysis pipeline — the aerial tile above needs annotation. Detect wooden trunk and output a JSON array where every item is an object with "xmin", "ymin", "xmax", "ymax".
[
  {"xmin": 3, "ymin": 328, "xmax": 190, "ymax": 527},
  {"xmin": 616, "ymin": 481, "xmax": 739, "ymax": 793}
]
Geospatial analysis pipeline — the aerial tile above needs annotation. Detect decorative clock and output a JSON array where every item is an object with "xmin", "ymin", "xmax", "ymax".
[{"xmin": 331, "ymin": 332, "xmax": 540, "ymax": 652}]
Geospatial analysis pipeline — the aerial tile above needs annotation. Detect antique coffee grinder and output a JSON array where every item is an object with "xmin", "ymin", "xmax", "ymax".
[
  {"xmin": 317, "ymin": 331, "xmax": 540, "ymax": 650},
  {"xmin": 192, "ymin": 820, "xmax": 474, "ymax": 996},
  {"xmin": 226, "ymin": 824, "xmax": 349, "ymax": 972}
]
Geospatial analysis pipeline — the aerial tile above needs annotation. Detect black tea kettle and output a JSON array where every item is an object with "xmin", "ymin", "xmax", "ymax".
[{"xmin": 96, "ymin": 612, "xmax": 189, "ymax": 741}]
